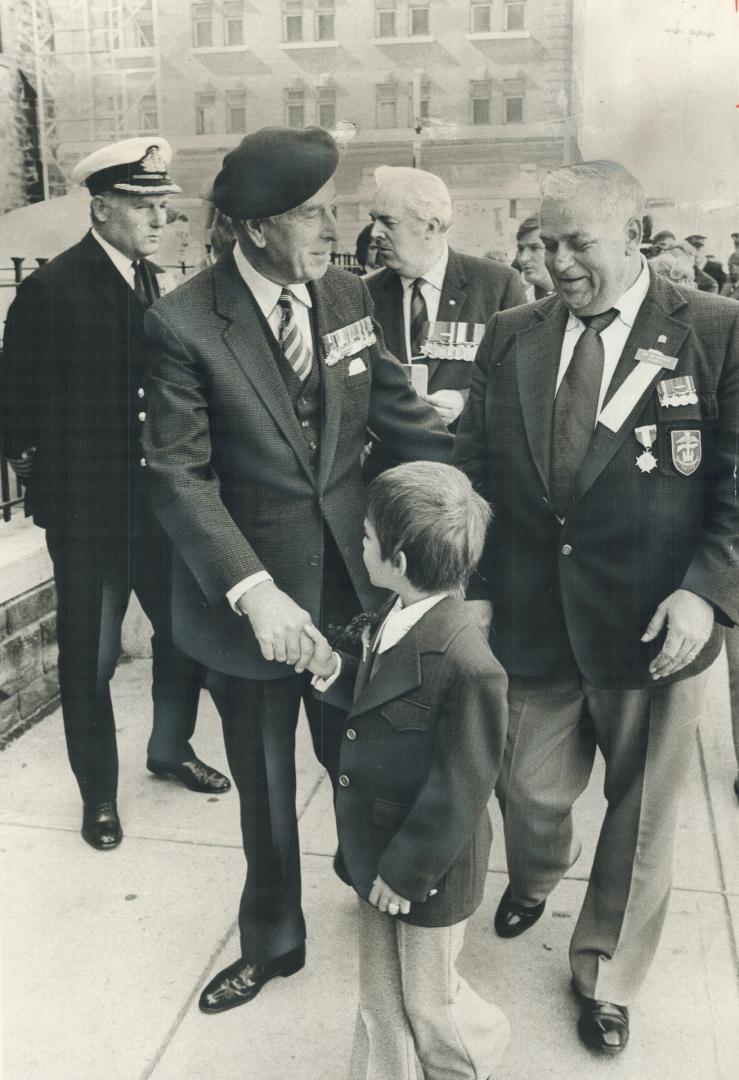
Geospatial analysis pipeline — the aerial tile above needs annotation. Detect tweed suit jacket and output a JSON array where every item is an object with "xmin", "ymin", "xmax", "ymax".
[
  {"xmin": 1, "ymin": 231, "xmax": 166, "ymax": 537},
  {"xmin": 319, "ymin": 595, "xmax": 508, "ymax": 927},
  {"xmin": 142, "ymin": 255, "xmax": 452, "ymax": 680},
  {"xmin": 366, "ymin": 247, "xmax": 527, "ymax": 395},
  {"xmin": 453, "ymin": 268, "xmax": 739, "ymax": 689}
]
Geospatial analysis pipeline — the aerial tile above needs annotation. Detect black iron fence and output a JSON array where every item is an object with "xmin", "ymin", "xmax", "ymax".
[{"xmin": 0, "ymin": 250, "xmax": 364, "ymax": 524}]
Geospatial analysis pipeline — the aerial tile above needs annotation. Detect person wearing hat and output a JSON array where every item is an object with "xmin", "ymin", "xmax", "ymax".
[
  {"xmin": 141, "ymin": 125, "xmax": 452, "ymax": 1013},
  {"xmin": 0, "ymin": 137, "xmax": 230, "ymax": 853},
  {"xmin": 684, "ymin": 234, "xmax": 719, "ymax": 293}
]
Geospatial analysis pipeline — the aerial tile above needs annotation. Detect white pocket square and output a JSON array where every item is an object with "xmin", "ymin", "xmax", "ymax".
[{"xmin": 348, "ymin": 357, "xmax": 367, "ymax": 376}]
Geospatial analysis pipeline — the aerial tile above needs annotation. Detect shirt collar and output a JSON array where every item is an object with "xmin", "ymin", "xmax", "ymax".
[
  {"xmin": 91, "ymin": 228, "xmax": 137, "ymax": 283},
  {"xmin": 376, "ymin": 592, "xmax": 449, "ymax": 654},
  {"xmin": 400, "ymin": 242, "xmax": 449, "ymax": 293},
  {"xmin": 565, "ymin": 256, "xmax": 650, "ymax": 332},
  {"xmin": 233, "ymin": 243, "xmax": 312, "ymax": 320}
]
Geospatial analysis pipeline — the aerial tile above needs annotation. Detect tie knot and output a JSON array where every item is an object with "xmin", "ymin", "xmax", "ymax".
[
  {"xmin": 581, "ymin": 308, "xmax": 619, "ymax": 334},
  {"xmin": 278, "ymin": 288, "xmax": 293, "ymax": 309},
  {"xmin": 412, "ymin": 277, "xmax": 425, "ymax": 292}
]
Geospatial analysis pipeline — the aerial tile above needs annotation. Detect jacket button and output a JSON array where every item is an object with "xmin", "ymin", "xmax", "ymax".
[
  {"xmin": 346, "ymin": 728, "xmax": 357, "ymax": 741},
  {"xmin": 300, "ymin": 420, "xmax": 309, "ymax": 428},
  {"xmin": 561, "ymin": 543, "xmax": 572, "ymax": 556},
  {"xmin": 138, "ymin": 411, "xmax": 146, "ymax": 422},
  {"xmin": 140, "ymin": 457, "xmax": 147, "ymax": 467},
  {"xmin": 309, "ymin": 554, "xmax": 320, "ymax": 566},
  {"xmin": 137, "ymin": 387, "xmax": 145, "ymax": 398},
  {"xmin": 338, "ymin": 774, "xmax": 350, "ymax": 787}
]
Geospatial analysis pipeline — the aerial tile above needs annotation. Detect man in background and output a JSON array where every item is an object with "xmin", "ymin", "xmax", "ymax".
[
  {"xmin": 515, "ymin": 215, "xmax": 555, "ymax": 302},
  {"xmin": 0, "ymin": 138, "xmax": 229, "ymax": 852}
]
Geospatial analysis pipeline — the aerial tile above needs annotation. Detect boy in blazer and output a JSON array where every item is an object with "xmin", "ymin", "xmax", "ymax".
[{"xmin": 301, "ymin": 461, "xmax": 510, "ymax": 1080}]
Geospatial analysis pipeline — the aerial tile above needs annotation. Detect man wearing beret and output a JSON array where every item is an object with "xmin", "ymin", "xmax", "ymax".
[
  {"xmin": 0, "ymin": 138, "xmax": 230, "ymax": 852},
  {"xmin": 142, "ymin": 126, "xmax": 452, "ymax": 1012}
]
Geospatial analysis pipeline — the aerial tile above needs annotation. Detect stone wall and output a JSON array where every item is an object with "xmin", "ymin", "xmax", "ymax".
[{"xmin": 0, "ymin": 580, "xmax": 59, "ymax": 743}]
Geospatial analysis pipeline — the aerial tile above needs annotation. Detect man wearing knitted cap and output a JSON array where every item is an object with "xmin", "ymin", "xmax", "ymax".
[
  {"xmin": 0, "ymin": 138, "xmax": 230, "ymax": 853},
  {"xmin": 141, "ymin": 126, "xmax": 452, "ymax": 1012}
]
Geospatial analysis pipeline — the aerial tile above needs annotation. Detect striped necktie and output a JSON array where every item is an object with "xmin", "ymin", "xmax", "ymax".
[
  {"xmin": 409, "ymin": 278, "xmax": 428, "ymax": 359},
  {"xmin": 277, "ymin": 288, "xmax": 312, "ymax": 382}
]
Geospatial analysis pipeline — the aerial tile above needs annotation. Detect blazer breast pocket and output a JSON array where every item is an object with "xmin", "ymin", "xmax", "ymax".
[
  {"xmin": 380, "ymin": 697, "xmax": 431, "ymax": 731},
  {"xmin": 655, "ymin": 391, "xmax": 717, "ymax": 478}
]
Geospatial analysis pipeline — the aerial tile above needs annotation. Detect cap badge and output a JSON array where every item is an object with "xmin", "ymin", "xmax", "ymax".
[{"xmin": 140, "ymin": 145, "xmax": 167, "ymax": 174}]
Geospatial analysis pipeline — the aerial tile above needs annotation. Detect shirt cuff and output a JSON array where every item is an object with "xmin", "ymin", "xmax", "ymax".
[
  {"xmin": 226, "ymin": 571, "xmax": 273, "ymax": 614},
  {"xmin": 311, "ymin": 653, "xmax": 342, "ymax": 693}
]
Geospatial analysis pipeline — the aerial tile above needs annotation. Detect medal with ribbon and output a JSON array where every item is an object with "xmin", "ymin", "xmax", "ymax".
[
  {"xmin": 322, "ymin": 316, "xmax": 376, "ymax": 367},
  {"xmin": 634, "ymin": 424, "xmax": 658, "ymax": 473}
]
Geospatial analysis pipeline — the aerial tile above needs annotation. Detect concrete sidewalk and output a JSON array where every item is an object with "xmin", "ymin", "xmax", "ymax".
[{"xmin": 1, "ymin": 654, "xmax": 738, "ymax": 1080}]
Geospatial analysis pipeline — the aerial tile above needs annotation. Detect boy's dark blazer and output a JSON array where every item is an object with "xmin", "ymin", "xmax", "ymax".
[
  {"xmin": 142, "ymin": 256, "xmax": 452, "ymax": 679},
  {"xmin": 320, "ymin": 595, "xmax": 508, "ymax": 928},
  {"xmin": 1, "ymin": 231, "xmax": 164, "ymax": 537},
  {"xmin": 453, "ymin": 268, "xmax": 739, "ymax": 688},
  {"xmin": 366, "ymin": 247, "xmax": 527, "ymax": 395}
]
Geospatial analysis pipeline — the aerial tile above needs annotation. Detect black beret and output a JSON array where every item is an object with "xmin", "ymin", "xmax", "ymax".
[{"xmin": 213, "ymin": 126, "xmax": 339, "ymax": 220}]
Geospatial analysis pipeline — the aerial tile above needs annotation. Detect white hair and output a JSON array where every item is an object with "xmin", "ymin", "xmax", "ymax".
[
  {"xmin": 374, "ymin": 165, "xmax": 453, "ymax": 231},
  {"xmin": 540, "ymin": 160, "xmax": 646, "ymax": 221}
]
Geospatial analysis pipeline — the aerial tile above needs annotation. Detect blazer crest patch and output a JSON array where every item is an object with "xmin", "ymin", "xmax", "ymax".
[{"xmin": 671, "ymin": 429, "xmax": 701, "ymax": 476}]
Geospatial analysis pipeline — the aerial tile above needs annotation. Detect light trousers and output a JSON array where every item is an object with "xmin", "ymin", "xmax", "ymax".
[
  {"xmin": 497, "ymin": 663, "xmax": 709, "ymax": 1004},
  {"xmin": 349, "ymin": 900, "xmax": 509, "ymax": 1080}
]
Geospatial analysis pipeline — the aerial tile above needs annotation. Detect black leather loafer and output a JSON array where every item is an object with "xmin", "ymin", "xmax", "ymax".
[
  {"xmin": 493, "ymin": 884, "xmax": 545, "ymax": 938},
  {"xmin": 199, "ymin": 945, "xmax": 305, "ymax": 1014},
  {"xmin": 574, "ymin": 986, "xmax": 630, "ymax": 1056},
  {"xmin": 81, "ymin": 801, "xmax": 122, "ymax": 850},
  {"xmin": 147, "ymin": 756, "xmax": 231, "ymax": 793}
]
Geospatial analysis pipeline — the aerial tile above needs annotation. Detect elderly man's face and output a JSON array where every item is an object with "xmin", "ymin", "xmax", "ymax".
[
  {"xmin": 540, "ymin": 189, "xmax": 640, "ymax": 316},
  {"xmin": 516, "ymin": 228, "xmax": 552, "ymax": 291},
  {"xmin": 369, "ymin": 188, "xmax": 439, "ymax": 277},
  {"xmin": 259, "ymin": 179, "xmax": 338, "ymax": 283},
  {"xmin": 93, "ymin": 192, "xmax": 169, "ymax": 260}
]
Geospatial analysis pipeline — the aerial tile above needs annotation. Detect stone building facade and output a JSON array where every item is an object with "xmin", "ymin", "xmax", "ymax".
[{"xmin": 46, "ymin": 0, "xmax": 582, "ymax": 254}]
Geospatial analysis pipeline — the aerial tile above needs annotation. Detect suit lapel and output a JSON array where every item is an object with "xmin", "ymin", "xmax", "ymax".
[
  {"xmin": 349, "ymin": 623, "xmax": 422, "ymax": 717},
  {"xmin": 515, "ymin": 297, "xmax": 569, "ymax": 494},
  {"xmin": 215, "ymin": 256, "xmax": 316, "ymax": 484},
  {"xmin": 427, "ymin": 248, "xmax": 468, "ymax": 386},
  {"xmin": 381, "ymin": 272, "xmax": 408, "ymax": 363},
  {"xmin": 309, "ymin": 277, "xmax": 344, "ymax": 489},
  {"xmin": 85, "ymin": 232, "xmax": 147, "ymax": 344},
  {"xmin": 573, "ymin": 275, "xmax": 692, "ymax": 504}
]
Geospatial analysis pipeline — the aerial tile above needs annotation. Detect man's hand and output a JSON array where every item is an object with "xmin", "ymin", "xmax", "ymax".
[
  {"xmin": 466, "ymin": 599, "xmax": 493, "ymax": 637},
  {"xmin": 295, "ymin": 623, "xmax": 338, "ymax": 678},
  {"xmin": 641, "ymin": 588, "xmax": 714, "ymax": 680},
  {"xmin": 369, "ymin": 875, "xmax": 411, "ymax": 916},
  {"xmin": 236, "ymin": 581, "xmax": 315, "ymax": 665},
  {"xmin": 423, "ymin": 389, "xmax": 465, "ymax": 427}
]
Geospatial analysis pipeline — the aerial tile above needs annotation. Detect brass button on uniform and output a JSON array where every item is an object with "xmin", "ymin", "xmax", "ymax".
[
  {"xmin": 561, "ymin": 544, "xmax": 573, "ymax": 556},
  {"xmin": 346, "ymin": 728, "xmax": 357, "ymax": 741},
  {"xmin": 138, "ymin": 411, "xmax": 146, "ymax": 422},
  {"xmin": 338, "ymin": 774, "xmax": 350, "ymax": 788}
]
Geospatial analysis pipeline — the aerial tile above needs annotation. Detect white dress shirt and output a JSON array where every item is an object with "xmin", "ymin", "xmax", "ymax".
[
  {"xmin": 555, "ymin": 256, "xmax": 651, "ymax": 420},
  {"xmin": 91, "ymin": 228, "xmax": 137, "ymax": 288},
  {"xmin": 312, "ymin": 593, "xmax": 449, "ymax": 691},
  {"xmin": 226, "ymin": 246, "xmax": 314, "ymax": 611},
  {"xmin": 400, "ymin": 243, "xmax": 449, "ymax": 360}
]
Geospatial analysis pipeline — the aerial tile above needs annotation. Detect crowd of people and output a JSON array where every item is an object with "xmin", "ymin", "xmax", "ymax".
[{"xmin": 1, "ymin": 127, "xmax": 737, "ymax": 1080}]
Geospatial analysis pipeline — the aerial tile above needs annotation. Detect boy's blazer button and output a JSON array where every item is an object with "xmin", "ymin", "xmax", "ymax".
[
  {"xmin": 139, "ymin": 457, "xmax": 147, "ymax": 467},
  {"xmin": 561, "ymin": 543, "xmax": 573, "ymax": 556},
  {"xmin": 138, "ymin": 411, "xmax": 146, "ymax": 422},
  {"xmin": 137, "ymin": 387, "xmax": 145, "ymax": 398},
  {"xmin": 346, "ymin": 728, "xmax": 357, "ymax": 741},
  {"xmin": 338, "ymin": 774, "xmax": 350, "ymax": 787}
]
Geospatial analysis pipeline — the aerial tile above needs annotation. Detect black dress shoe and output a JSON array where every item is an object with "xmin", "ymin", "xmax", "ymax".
[
  {"xmin": 573, "ymin": 984, "xmax": 629, "ymax": 1055},
  {"xmin": 493, "ymin": 884, "xmax": 545, "ymax": 938},
  {"xmin": 147, "ymin": 756, "xmax": 231, "ymax": 793},
  {"xmin": 81, "ymin": 801, "xmax": 122, "ymax": 850},
  {"xmin": 199, "ymin": 945, "xmax": 305, "ymax": 1014}
]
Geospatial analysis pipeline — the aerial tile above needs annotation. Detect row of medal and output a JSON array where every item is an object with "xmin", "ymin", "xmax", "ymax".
[
  {"xmin": 419, "ymin": 321, "xmax": 486, "ymax": 362},
  {"xmin": 322, "ymin": 316, "xmax": 377, "ymax": 366}
]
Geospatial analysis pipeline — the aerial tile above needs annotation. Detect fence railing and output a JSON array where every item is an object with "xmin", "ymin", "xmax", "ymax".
[{"xmin": 0, "ymin": 249, "xmax": 364, "ymax": 523}]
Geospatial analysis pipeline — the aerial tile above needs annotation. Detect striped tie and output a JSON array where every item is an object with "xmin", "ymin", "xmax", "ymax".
[
  {"xmin": 277, "ymin": 288, "xmax": 312, "ymax": 382},
  {"xmin": 410, "ymin": 278, "xmax": 428, "ymax": 358}
]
